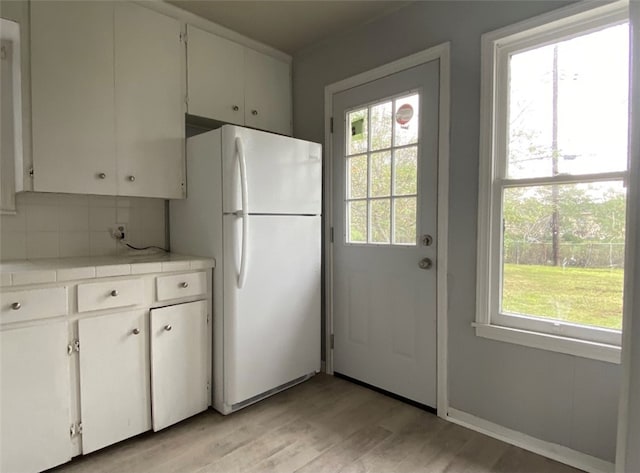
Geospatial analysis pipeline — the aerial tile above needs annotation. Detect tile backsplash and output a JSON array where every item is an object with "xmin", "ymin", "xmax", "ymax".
[{"xmin": 0, "ymin": 193, "xmax": 166, "ymax": 260}]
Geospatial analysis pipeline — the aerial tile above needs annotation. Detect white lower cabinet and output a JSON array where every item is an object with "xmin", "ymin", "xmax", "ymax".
[
  {"xmin": 78, "ymin": 310, "xmax": 151, "ymax": 453},
  {"xmin": 150, "ymin": 301, "xmax": 209, "ymax": 431},
  {"xmin": 0, "ymin": 322, "xmax": 72, "ymax": 473}
]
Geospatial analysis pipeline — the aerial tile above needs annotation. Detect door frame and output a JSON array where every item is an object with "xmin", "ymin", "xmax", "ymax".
[{"xmin": 323, "ymin": 42, "xmax": 451, "ymax": 418}]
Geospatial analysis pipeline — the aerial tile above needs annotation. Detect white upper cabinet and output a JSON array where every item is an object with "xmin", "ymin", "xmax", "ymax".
[
  {"xmin": 244, "ymin": 48, "xmax": 292, "ymax": 136},
  {"xmin": 31, "ymin": 1, "xmax": 117, "ymax": 195},
  {"xmin": 115, "ymin": 3, "xmax": 185, "ymax": 199},
  {"xmin": 187, "ymin": 25, "xmax": 244, "ymax": 125},
  {"xmin": 186, "ymin": 26, "xmax": 292, "ymax": 136}
]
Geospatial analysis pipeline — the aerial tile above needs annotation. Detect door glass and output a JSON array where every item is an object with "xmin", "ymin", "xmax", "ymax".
[{"xmin": 345, "ymin": 91, "xmax": 420, "ymax": 246}]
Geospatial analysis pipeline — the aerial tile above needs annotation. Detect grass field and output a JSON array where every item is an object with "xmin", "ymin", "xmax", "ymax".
[{"xmin": 502, "ymin": 263, "xmax": 624, "ymax": 330}]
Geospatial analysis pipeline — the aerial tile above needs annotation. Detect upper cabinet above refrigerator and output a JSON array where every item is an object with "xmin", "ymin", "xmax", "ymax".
[{"xmin": 186, "ymin": 25, "xmax": 292, "ymax": 136}]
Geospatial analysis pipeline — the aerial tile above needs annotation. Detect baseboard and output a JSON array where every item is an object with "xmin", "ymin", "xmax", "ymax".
[{"xmin": 446, "ymin": 407, "xmax": 614, "ymax": 473}]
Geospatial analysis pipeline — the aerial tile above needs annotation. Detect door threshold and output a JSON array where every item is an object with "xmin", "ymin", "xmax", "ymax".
[{"xmin": 334, "ymin": 372, "xmax": 436, "ymax": 414}]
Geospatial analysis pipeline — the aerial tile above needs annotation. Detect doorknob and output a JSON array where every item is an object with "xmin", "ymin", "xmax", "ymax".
[{"xmin": 418, "ymin": 258, "xmax": 433, "ymax": 270}]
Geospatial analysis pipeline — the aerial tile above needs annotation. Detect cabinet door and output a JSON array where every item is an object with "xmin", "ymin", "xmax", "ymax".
[
  {"xmin": 244, "ymin": 49, "xmax": 292, "ymax": 136},
  {"xmin": 31, "ymin": 1, "xmax": 116, "ymax": 195},
  {"xmin": 186, "ymin": 25, "xmax": 245, "ymax": 125},
  {"xmin": 0, "ymin": 323, "xmax": 71, "ymax": 472},
  {"xmin": 115, "ymin": 3, "xmax": 185, "ymax": 199},
  {"xmin": 150, "ymin": 300, "xmax": 209, "ymax": 431},
  {"xmin": 78, "ymin": 310, "xmax": 151, "ymax": 454}
]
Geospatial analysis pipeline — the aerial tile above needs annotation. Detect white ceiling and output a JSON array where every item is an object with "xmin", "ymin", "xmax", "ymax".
[{"xmin": 167, "ymin": 1, "xmax": 413, "ymax": 55}]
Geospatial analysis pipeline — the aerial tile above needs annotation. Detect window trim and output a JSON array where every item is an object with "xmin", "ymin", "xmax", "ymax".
[{"xmin": 476, "ymin": 0, "xmax": 629, "ymax": 364}]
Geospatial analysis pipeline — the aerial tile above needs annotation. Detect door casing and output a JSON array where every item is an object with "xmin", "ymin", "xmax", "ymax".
[{"xmin": 323, "ymin": 43, "xmax": 451, "ymax": 418}]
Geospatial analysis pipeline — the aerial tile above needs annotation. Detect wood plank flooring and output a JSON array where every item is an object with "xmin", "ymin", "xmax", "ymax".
[{"xmin": 50, "ymin": 374, "xmax": 583, "ymax": 473}]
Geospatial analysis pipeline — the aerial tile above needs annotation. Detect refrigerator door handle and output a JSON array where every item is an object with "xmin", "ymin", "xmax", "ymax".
[{"xmin": 236, "ymin": 137, "xmax": 250, "ymax": 289}]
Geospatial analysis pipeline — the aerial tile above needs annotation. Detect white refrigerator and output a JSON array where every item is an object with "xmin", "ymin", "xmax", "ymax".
[{"xmin": 170, "ymin": 125, "xmax": 322, "ymax": 415}]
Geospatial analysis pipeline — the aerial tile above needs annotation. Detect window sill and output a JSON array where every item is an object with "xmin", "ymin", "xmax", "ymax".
[{"xmin": 473, "ymin": 323, "xmax": 621, "ymax": 364}]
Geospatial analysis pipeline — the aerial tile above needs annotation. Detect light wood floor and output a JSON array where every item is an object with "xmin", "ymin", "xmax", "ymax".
[{"xmin": 51, "ymin": 374, "xmax": 583, "ymax": 473}]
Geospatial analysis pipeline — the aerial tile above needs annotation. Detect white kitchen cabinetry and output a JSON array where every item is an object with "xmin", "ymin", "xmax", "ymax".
[
  {"xmin": 187, "ymin": 25, "xmax": 245, "ymax": 125},
  {"xmin": 30, "ymin": 1, "xmax": 185, "ymax": 199},
  {"xmin": 186, "ymin": 25, "xmax": 292, "ymax": 135},
  {"xmin": 31, "ymin": 1, "xmax": 117, "ymax": 195},
  {"xmin": 78, "ymin": 310, "xmax": 151, "ymax": 453},
  {"xmin": 244, "ymin": 48, "xmax": 292, "ymax": 136},
  {"xmin": 150, "ymin": 300, "xmax": 209, "ymax": 431},
  {"xmin": 0, "ymin": 322, "xmax": 72, "ymax": 473},
  {"xmin": 115, "ymin": 2, "xmax": 185, "ymax": 199}
]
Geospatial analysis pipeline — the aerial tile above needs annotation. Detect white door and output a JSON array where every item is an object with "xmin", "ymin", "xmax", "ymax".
[
  {"xmin": 31, "ymin": 1, "xmax": 116, "ymax": 195},
  {"xmin": 150, "ymin": 301, "xmax": 209, "ymax": 431},
  {"xmin": 78, "ymin": 310, "xmax": 151, "ymax": 453},
  {"xmin": 332, "ymin": 60, "xmax": 439, "ymax": 407},
  {"xmin": 0, "ymin": 323, "xmax": 71, "ymax": 472},
  {"xmin": 115, "ymin": 2, "xmax": 185, "ymax": 199},
  {"xmin": 223, "ymin": 214, "xmax": 321, "ymax": 407}
]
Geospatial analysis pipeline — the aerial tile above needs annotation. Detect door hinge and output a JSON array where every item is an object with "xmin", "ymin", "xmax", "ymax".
[
  {"xmin": 184, "ymin": 94, "xmax": 189, "ymax": 107},
  {"xmin": 28, "ymin": 166, "xmax": 34, "ymax": 178},
  {"xmin": 67, "ymin": 339, "xmax": 80, "ymax": 355},
  {"xmin": 70, "ymin": 422, "xmax": 82, "ymax": 438},
  {"xmin": 330, "ymin": 227, "xmax": 334, "ymax": 243},
  {"xmin": 330, "ymin": 333, "xmax": 335, "ymax": 350},
  {"xmin": 330, "ymin": 117, "xmax": 334, "ymax": 134}
]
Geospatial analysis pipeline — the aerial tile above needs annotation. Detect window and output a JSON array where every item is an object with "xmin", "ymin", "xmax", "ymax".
[
  {"xmin": 476, "ymin": 1, "xmax": 630, "ymax": 362},
  {"xmin": 345, "ymin": 92, "xmax": 420, "ymax": 245}
]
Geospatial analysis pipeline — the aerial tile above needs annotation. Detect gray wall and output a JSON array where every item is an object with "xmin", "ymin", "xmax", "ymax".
[{"xmin": 293, "ymin": 1, "xmax": 621, "ymax": 462}]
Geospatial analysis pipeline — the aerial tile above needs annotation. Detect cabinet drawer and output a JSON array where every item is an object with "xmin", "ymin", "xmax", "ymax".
[
  {"xmin": 0, "ymin": 287, "xmax": 68, "ymax": 324},
  {"xmin": 156, "ymin": 272, "xmax": 206, "ymax": 301},
  {"xmin": 77, "ymin": 279, "xmax": 144, "ymax": 313}
]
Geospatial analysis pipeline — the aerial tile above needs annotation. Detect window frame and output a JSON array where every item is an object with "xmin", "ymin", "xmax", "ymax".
[
  {"xmin": 343, "ymin": 89, "xmax": 423, "ymax": 247},
  {"xmin": 476, "ymin": 0, "xmax": 630, "ymax": 364}
]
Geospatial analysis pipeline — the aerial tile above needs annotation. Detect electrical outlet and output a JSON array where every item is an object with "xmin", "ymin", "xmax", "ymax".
[{"xmin": 112, "ymin": 224, "xmax": 127, "ymax": 240}]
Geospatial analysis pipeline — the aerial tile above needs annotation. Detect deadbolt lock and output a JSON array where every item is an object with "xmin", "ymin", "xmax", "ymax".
[{"xmin": 422, "ymin": 234, "xmax": 433, "ymax": 246}]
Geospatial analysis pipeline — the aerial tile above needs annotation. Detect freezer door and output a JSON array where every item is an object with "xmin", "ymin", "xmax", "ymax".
[
  {"xmin": 221, "ymin": 126, "xmax": 322, "ymax": 215},
  {"xmin": 223, "ymin": 214, "xmax": 321, "ymax": 406}
]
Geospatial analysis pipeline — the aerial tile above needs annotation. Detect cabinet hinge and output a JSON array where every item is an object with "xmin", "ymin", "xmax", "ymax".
[
  {"xmin": 67, "ymin": 339, "xmax": 80, "ymax": 355},
  {"xmin": 206, "ymin": 382, "xmax": 210, "ymax": 391},
  {"xmin": 330, "ymin": 227, "xmax": 334, "ymax": 243},
  {"xmin": 70, "ymin": 422, "xmax": 82, "ymax": 438},
  {"xmin": 28, "ymin": 166, "xmax": 34, "ymax": 178},
  {"xmin": 185, "ymin": 94, "xmax": 189, "ymax": 107},
  {"xmin": 180, "ymin": 31, "xmax": 188, "ymax": 43},
  {"xmin": 330, "ymin": 117, "xmax": 334, "ymax": 134},
  {"xmin": 330, "ymin": 333, "xmax": 335, "ymax": 350},
  {"xmin": 206, "ymin": 313, "xmax": 210, "ymax": 324}
]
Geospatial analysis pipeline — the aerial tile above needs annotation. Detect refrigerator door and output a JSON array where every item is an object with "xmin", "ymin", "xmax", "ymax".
[
  {"xmin": 223, "ymin": 214, "xmax": 321, "ymax": 407},
  {"xmin": 221, "ymin": 125, "xmax": 322, "ymax": 215}
]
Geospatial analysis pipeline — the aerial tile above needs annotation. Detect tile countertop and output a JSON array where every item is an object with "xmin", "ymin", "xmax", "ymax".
[{"xmin": 0, "ymin": 253, "xmax": 216, "ymax": 287}]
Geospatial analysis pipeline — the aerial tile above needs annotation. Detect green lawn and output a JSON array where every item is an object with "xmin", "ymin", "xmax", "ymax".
[{"xmin": 502, "ymin": 264, "xmax": 624, "ymax": 330}]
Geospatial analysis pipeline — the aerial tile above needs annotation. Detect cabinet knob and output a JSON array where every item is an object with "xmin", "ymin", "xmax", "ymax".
[
  {"xmin": 180, "ymin": 282, "xmax": 189, "ymax": 288},
  {"xmin": 110, "ymin": 290, "xmax": 119, "ymax": 297},
  {"xmin": 132, "ymin": 328, "xmax": 140, "ymax": 335},
  {"xmin": 232, "ymin": 105, "xmax": 239, "ymax": 111},
  {"xmin": 251, "ymin": 110, "xmax": 258, "ymax": 116},
  {"xmin": 11, "ymin": 302, "xmax": 21, "ymax": 310},
  {"xmin": 164, "ymin": 324, "xmax": 172, "ymax": 331},
  {"xmin": 98, "ymin": 172, "xmax": 106, "ymax": 179},
  {"xmin": 128, "ymin": 175, "xmax": 136, "ymax": 182}
]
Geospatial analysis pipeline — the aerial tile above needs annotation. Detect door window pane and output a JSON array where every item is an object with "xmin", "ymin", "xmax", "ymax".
[
  {"xmin": 348, "ymin": 201, "xmax": 367, "ymax": 243},
  {"xmin": 370, "ymin": 152, "xmax": 391, "ymax": 197},
  {"xmin": 370, "ymin": 199, "xmax": 391, "ymax": 244},
  {"xmin": 501, "ymin": 180, "xmax": 626, "ymax": 329},
  {"xmin": 347, "ymin": 155, "xmax": 367, "ymax": 199},
  {"xmin": 394, "ymin": 94, "xmax": 420, "ymax": 147},
  {"xmin": 394, "ymin": 146, "xmax": 418, "ymax": 195},
  {"xmin": 347, "ymin": 108, "xmax": 368, "ymax": 156},
  {"xmin": 394, "ymin": 197, "xmax": 417, "ymax": 245},
  {"xmin": 507, "ymin": 23, "xmax": 629, "ymax": 179},
  {"xmin": 370, "ymin": 101, "xmax": 392, "ymax": 151}
]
